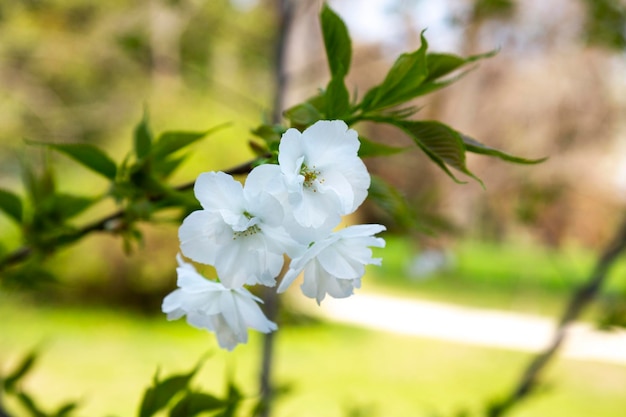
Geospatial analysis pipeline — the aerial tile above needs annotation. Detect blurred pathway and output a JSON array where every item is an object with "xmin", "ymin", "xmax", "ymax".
[{"xmin": 314, "ymin": 293, "xmax": 626, "ymax": 366}]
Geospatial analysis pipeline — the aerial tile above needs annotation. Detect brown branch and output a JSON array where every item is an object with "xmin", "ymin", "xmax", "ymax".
[
  {"xmin": 488, "ymin": 216, "xmax": 626, "ymax": 416},
  {"xmin": 0, "ymin": 157, "xmax": 264, "ymax": 271}
]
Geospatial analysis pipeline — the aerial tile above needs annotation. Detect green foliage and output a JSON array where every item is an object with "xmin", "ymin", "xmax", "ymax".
[
  {"xmin": 0, "ymin": 114, "xmax": 225, "ymax": 278},
  {"xmin": 0, "ymin": 188, "xmax": 23, "ymax": 223},
  {"xmin": 1, "ymin": 349, "xmax": 80, "ymax": 417},
  {"xmin": 583, "ymin": 0, "xmax": 626, "ymax": 50},
  {"xmin": 320, "ymin": 4, "xmax": 352, "ymax": 78},
  {"xmin": 279, "ymin": 4, "xmax": 540, "ymax": 188},
  {"xmin": 27, "ymin": 141, "xmax": 117, "ymax": 180},
  {"xmin": 138, "ymin": 358, "xmax": 244, "ymax": 417}
]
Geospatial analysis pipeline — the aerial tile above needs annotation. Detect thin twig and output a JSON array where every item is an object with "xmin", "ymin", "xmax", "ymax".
[
  {"xmin": 488, "ymin": 216, "xmax": 626, "ymax": 416},
  {"xmin": 0, "ymin": 157, "xmax": 263, "ymax": 271}
]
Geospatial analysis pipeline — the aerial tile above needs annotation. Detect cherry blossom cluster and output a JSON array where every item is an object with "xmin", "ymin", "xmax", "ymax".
[{"xmin": 162, "ymin": 120, "xmax": 385, "ymax": 350}]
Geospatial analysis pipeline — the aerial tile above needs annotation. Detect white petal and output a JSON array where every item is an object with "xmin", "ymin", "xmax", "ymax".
[
  {"xmin": 178, "ymin": 211, "xmax": 225, "ymax": 265},
  {"xmin": 278, "ymin": 128, "xmax": 305, "ymax": 178},
  {"xmin": 316, "ymin": 245, "xmax": 364, "ymax": 279},
  {"xmin": 194, "ymin": 171, "xmax": 245, "ymax": 212},
  {"xmin": 302, "ymin": 121, "xmax": 360, "ymax": 166}
]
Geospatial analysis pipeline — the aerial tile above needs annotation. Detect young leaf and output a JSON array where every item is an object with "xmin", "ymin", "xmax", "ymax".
[
  {"xmin": 169, "ymin": 393, "xmax": 225, "ymax": 417},
  {"xmin": 134, "ymin": 111, "xmax": 153, "ymax": 160},
  {"xmin": 3, "ymin": 349, "xmax": 38, "ymax": 392},
  {"xmin": 27, "ymin": 142, "xmax": 117, "ymax": 180},
  {"xmin": 360, "ymin": 31, "xmax": 429, "ymax": 111},
  {"xmin": 0, "ymin": 188, "xmax": 23, "ymax": 223},
  {"xmin": 424, "ymin": 50, "xmax": 496, "ymax": 83},
  {"xmin": 320, "ymin": 3, "xmax": 352, "ymax": 78},
  {"xmin": 324, "ymin": 76, "xmax": 350, "ymax": 119},
  {"xmin": 358, "ymin": 136, "xmax": 408, "ymax": 158},
  {"xmin": 461, "ymin": 134, "xmax": 548, "ymax": 164},
  {"xmin": 392, "ymin": 120, "xmax": 482, "ymax": 185}
]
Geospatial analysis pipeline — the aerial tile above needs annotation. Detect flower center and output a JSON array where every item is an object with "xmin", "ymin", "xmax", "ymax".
[
  {"xmin": 232, "ymin": 211, "xmax": 261, "ymax": 239},
  {"xmin": 233, "ymin": 224, "xmax": 261, "ymax": 239},
  {"xmin": 300, "ymin": 163, "xmax": 322, "ymax": 190}
]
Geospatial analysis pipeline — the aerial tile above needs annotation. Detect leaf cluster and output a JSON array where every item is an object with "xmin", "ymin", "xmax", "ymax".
[
  {"xmin": 0, "ymin": 114, "xmax": 227, "ymax": 282},
  {"xmin": 0, "ymin": 350, "xmax": 79, "ymax": 417},
  {"xmin": 138, "ymin": 357, "xmax": 244, "ymax": 417},
  {"xmin": 250, "ymin": 3, "xmax": 545, "ymax": 232}
]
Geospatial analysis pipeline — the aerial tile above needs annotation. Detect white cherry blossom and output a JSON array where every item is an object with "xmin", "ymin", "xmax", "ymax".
[
  {"xmin": 276, "ymin": 120, "xmax": 371, "ymax": 229},
  {"xmin": 178, "ymin": 169, "xmax": 292, "ymax": 288},
  {"xmin": 277, "ymin": 224, "xmax": 386, "ymax": 304},
  {"xmin": 162, "ymin": 255, "xmax": 277, "ymax": 351}
]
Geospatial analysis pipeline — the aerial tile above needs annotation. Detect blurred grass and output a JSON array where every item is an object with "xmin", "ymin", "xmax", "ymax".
[
  {"xmin": 368, "ymin": 235, "xmax": 626, "ymax": 317},
  {"xmin": 1, "ymin": 292, "xmax": 625, "ymax": 417}
]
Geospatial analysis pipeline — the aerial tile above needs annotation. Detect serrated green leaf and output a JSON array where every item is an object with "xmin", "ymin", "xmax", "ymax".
[
  {"xmin": 4, "ymin": 350, "xmax": 38, "ymax": 392},
  {"xmin": 135, "ymin": 112, "xmax": 153, "ymax": 160},
  {"xmin": 361, "ymin": 31, "xmax": 429, "ymax": 111},
  {"xmin": 461, "ymin": 134, "xmax": 548, "ymax": 164},
  {"xmin": 425, "ymin": 50, "xmax": 496, "ymax": 83},
  {"xmin": 393, "ymin": 120, "xmax": 482, "ymax": 185},
  {"xmin": 358, "ymin": 136, "xmax": 408, "ymax": 158},
  {"xmin": 0, "ymin": 188, "xmax": 23, "ymax": 223},
  {"xmin": 27, "ymin": 141, "xmax": 117, "ymax": 180},
  {"xmin": 169, "ymin": 393, "xmax": 225, "ymax": 417},
  {"xmin": 320, "ymin": 4, "xmax": 351, "ymax": 78},
  {"xmin": 324, "ymin": 76, "xmax": 350, "ymax": 118}
]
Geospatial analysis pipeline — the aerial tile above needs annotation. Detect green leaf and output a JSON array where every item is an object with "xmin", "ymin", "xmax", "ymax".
[
  {"xmin": 27, "ymin": 141, "xmax": 117, "ymax": 180},
  {"xmin": 17, "ymin": 392, "xmax": 47, "ymax": 417},
  {"xmin": 52, "ymin": 401, "xmax": 80, "ymax": 417},
  {"xmin": 251, "ymin": 124, "xmax": 285, "ymax": 144},
  {"xmin": 54, "ymin": 194, "xmax": 97, "ymax": 220},
  {"xmin": 3, "ymin": 349, "xmax": 38, "ymax": 392},
  {"xmin": 154, "ymin": 154, "xmax": 188, "ymax": 179},
  {"xmin": 138, "ymin": 363, "xmax": 203, "ymax": 417},
  {"xmin": 134, "ymin": 111, "xmax": 153, "ymax": 160},
  {"xmin": 361, "ymin": 31, "xmax": 429, "ymax": 111},
  {"xmin": 283, "ymin": 102, "xmax": 322, "ymax": 127},
  {"xmin": 424, "ymin": 50, "xmax": 496, "ymax": 83},
  {"xmin": 169, "ymin": 393, "xmax": 225, "ymax": 417},
  {"xmin": 358, "ymin": 136, "xmax": 408, "ymax": 158},
  {"xmin": 320, "ymin": 3, "xmax": 352, "ymax": 78},
  {"xmin": 0, "ymin": 188, "xmax": 23, "ymax": 223},
  {"xmin": 368, "ymin": 175, "xmax": 420, "ymax": 231},
  {"xmin": 152, "ymin": 124, "xmax": 228, "ymax": 159},
  {"xmin": 393, "ymin": 120, "xmax": 482, "ymax": 185},
  {"xmin": 324, "ymin": 76, "xmax": 350, "ymax": 118},
  {"xmin": 461, "ymin": 134, "xmax": 548, "ymax": 164}
]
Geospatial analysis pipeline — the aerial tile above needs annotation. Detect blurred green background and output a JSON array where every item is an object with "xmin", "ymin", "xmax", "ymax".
[{"xmin": 1, "ymin": 0, "xmax": 626, "ymax": 416}]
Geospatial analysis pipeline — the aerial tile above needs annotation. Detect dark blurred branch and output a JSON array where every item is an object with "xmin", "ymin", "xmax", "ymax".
[
  {"xmin": 257, "ymin": 1, "xmax": 294, "ymax": 417},
  {"xmin": 0, "ymin": 157, "xmax": 263, "ymax": 271},
  {"xmin": 488, "ymin": 216, "xmax": 626, "ymax": 416}
]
